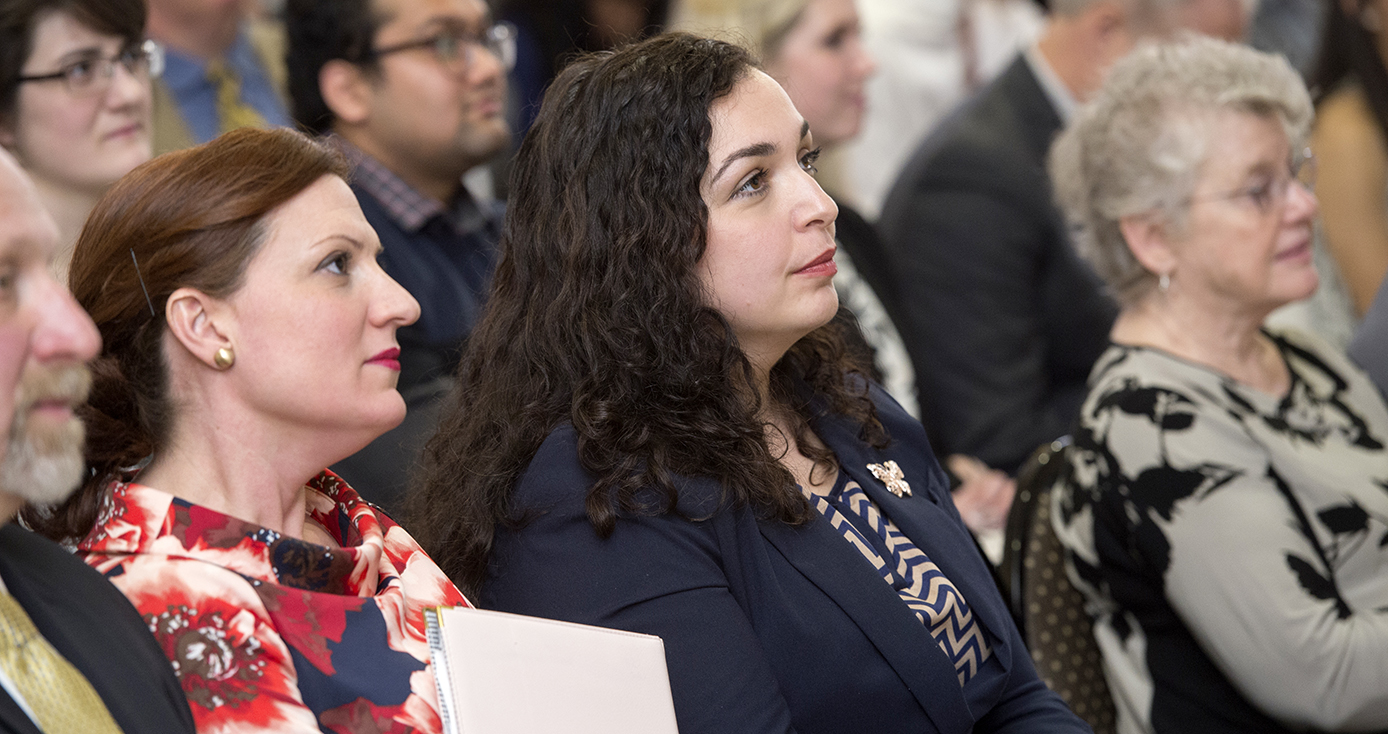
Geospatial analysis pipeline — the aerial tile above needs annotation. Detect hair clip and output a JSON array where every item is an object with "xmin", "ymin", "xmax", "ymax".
[{"xmin": 130, "ymin": 249, "xmax": 156, "ymax": 317}]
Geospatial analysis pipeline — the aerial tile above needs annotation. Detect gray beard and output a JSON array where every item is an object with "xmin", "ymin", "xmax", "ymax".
[{"xmin": 0, "ymin": 419, "xmax": 84, "ymax": 507}]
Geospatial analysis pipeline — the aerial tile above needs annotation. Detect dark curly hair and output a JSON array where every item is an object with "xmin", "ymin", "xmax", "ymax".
[
  {"xmin": 24, "ymin": 128, "xmax": 349, "ymax": 542},
  {"xmin": 405, "ymin": 32, "xmax": 885, "ymax": 597}
]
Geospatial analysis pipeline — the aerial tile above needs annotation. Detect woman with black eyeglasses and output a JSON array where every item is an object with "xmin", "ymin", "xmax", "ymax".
[
  {"xmin": 0, "ymin": 0, "xmax": 161, "ymax": 282},
  {"xmin": 1050, "ymin": 37, "xmax": 1388, "ymax": 733}
]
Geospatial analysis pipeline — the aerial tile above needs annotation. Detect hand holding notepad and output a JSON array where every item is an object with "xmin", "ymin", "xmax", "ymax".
[{"xmin": 426, "ymin": 607, "xmax": 681, "ymax": 734}]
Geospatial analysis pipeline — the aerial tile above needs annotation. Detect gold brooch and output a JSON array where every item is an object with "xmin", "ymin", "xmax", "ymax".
[{"xmin": 867, "ymin": 461, "xmax": 911, "ymax": 498}]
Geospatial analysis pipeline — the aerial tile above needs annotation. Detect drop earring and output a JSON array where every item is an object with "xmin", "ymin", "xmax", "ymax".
[
  {"xmin": 214, "ymin": 346, "xmax": 235, "ymax": 370},
  {"xmin": 1159, "ymin": 272, "xmax": 1171, "ymax": 294}
]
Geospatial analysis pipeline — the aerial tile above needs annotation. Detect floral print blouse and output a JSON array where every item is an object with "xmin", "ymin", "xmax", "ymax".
[{"xmin": 77, "ymin": 470, "xmax": 469, "ymax": 734}]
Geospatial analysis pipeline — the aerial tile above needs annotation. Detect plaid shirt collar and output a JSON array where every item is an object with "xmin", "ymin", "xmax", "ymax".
[{"xmin": 330, "ymin": 135, "xmax": 488, "ymax": 236}]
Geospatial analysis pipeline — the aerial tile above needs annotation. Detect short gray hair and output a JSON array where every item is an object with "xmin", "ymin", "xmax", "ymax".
[{"xmin": 1048, "ymin": 35, "xmax": 1312, "ymax": 306}]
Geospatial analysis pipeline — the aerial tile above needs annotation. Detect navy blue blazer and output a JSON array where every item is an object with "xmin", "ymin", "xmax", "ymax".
[{"xmin": 483, "ymin": 387, "xmax": 1088, "ymax": 734}]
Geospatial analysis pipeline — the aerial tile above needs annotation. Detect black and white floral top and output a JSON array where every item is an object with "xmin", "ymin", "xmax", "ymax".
[{"xmin": 1053, "ymin": 330, "xmax": 1388, "ymax": 734}]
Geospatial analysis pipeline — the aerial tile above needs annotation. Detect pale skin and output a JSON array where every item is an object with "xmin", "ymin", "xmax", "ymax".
[
  {"xmin": 1114, "ymin": 112, "xmax": 1320, "ymax": 396},
  {"xmin": 135, "ymin": 175, "xmax": 419, "ymax": 545},
  {"xmin": 757, "ymin": 0, "xmax": 1012, "ymax": 522},
  {"xmin": 699, "ymin": 71, "xmax": 844, "ymax": 496}
]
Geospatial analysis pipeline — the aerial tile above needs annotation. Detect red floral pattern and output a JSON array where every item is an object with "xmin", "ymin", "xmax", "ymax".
[{"xmin": 79, "ymin": 471, "xmax": 469, "ymax": 734}]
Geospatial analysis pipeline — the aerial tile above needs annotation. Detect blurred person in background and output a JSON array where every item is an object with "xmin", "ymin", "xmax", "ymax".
[
  {"xmin": 1309, "ymin": 0, "xmax": 1388, "ymax": 318},
  {"xmin": 285, "ymin": 0, "xmax": 513, "ymax": 511},
  {"xmin": 145, "ymin": 0, "xmax": 291, "ymax": 153},
  {"xmin": 501, "ymin": 0, "xmax": 671, "ymax": 140},
  {"xmin": 1052, "ymin": 37, "xmax": 1388, "ymax": 733},
  {"xmin": 0, "ymin": 0, "xmax": 157, "ymax": 282},
  {"xmin": 840, "ymin": 0, "xmax": 1043, "ymax": 220},
  {"xmin": 33, "ymin": 128, "xmax": 470, "ymax": 732},
  {"xmin": 0, "ymin": 147, "xmax": 194, "ymax": 734},
  {"xmin": 673, "ymin": 0, "xmax": 1017, "ymax": 540},
  {"xmin": 878, "ymin": 0, "xmax": 1246, "ymax": 477}
]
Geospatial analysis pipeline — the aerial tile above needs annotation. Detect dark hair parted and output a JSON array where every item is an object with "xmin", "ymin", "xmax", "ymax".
[
  {"xmin": 405, "ymin": 33, "xmax": 884, "ymax": 597},
  {"xmin": 284, "ymin": 0, "xmax": 382, "ymax": 135},
  {"xmin": 24, "ymin": 128, "xmax": 350, "ymax": 542},
  {"xmin": 0, "ymin": 0, "xmax": 146, "ymax": 125}
]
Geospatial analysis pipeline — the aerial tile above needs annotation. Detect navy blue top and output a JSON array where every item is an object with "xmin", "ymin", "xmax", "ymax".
[{"xmin": 483, "ymin": 386, "xmax": 1089, "ymax": 734}]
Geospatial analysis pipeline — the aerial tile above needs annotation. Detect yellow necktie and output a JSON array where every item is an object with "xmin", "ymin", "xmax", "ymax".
[
  {"xmin": 0, "ymin": 590, "xmax": 124, "ymax": 734},
  {"xmin": 205, "ymin": 58, "xmax": 267, "ymax": 135}
]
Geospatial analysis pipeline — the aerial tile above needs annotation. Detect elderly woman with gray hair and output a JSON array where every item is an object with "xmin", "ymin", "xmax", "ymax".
[{"xmin": 1050, "ymin": 36, "xmax": 1388, "ymax": 734}]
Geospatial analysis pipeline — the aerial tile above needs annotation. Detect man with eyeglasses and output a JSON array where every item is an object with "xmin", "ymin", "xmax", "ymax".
[
  {"xmin": 286, "ymin": 0, "xmax": 513, "ymax": 511},
  {"xmin": 145, "ymin": 0, "xmax": 292, "ymax": 153},
  {"xmin": 0, "ymin": 146, "xmax": 196, "ymax": 734}
]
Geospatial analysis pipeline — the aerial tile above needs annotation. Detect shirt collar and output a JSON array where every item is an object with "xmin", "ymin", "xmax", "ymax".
[
  {"xmin": 330, "ymin": 135, "xmax": 488, "ymax": 236},
  {"xmin": 1024, "ymin": 42, "xmax": 1078, "ymax": 124},
  {"xmin": 159, "ymin": 26, "xmax": 257, "ymax": 93},
  {"xmin": 77, "ymin": 472, "xmax": 385, "ymax": 595}
]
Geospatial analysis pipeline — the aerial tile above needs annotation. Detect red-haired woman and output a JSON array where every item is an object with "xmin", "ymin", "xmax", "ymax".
[{"xmin": 32, "ymin": 127, "xmax": 469, "ymax": 733}]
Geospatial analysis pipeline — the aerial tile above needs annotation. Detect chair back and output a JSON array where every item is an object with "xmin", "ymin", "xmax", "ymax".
[{"xmin": 1001, "ymin": 439, "xmax": 1116, "ymax": 734}]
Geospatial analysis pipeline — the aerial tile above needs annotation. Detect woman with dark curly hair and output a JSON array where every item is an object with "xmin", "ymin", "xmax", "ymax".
[{"xmin": 407, "ymin": 32, "xmax": 1084, "ymax": 734}]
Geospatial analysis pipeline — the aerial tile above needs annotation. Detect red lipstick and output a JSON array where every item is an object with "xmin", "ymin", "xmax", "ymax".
[
  {"xmin": 795, "ymin": 248, "xmax": 838, "ymax": 278},
  {"xmin": 367, "ymin": 348, "xmax": 401, "ymax": 371}
]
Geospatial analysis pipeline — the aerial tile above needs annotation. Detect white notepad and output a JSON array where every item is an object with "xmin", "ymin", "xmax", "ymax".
[{"xmin": 425, "ymin": 606, "xmax": 680, "ymax": 734}]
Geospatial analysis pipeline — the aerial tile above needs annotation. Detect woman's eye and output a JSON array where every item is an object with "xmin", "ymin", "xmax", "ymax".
[
  {"xmin": 823, "ymin": 27, "xmax": 849, "ymax": 49},
  {"xmin": 320, "ymin": 252, "xmax": 350, "ymax": 275},
  {"xmin": 64, "ymin": 59, "xmax": 96, "ymax": 83},
  {"xmin": 735, "ymin": 171, "xmax": 767, "ymax": 198},
  {"xmin": 800, "ymin": 147, "xmax": 822, "ymax": 175},
  {"xmin": 1241, "ymin": 181, "xmax": 1275, "ymax": 210}
]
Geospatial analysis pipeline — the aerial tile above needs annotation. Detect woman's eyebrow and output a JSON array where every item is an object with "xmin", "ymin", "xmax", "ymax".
[
  {"xmin": 53, "ymin": 45, "xmax": 108, "ymax": 65},
  {"xmin": 710, "ymin": 121, "xmax": 812, "ymax": 185},
  {"xmin": 711, "ymin": 142, "xmax": 776, "ymax": 185}
]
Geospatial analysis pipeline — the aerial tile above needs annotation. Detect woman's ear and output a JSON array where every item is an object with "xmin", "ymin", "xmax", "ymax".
[
  {"xmin": 165, "ymin": 287, "xmax": 233, "ymax": 370},
  {"xmin": 1118, "ymin": 212, "xmax": 1178, "ymax": 279}
]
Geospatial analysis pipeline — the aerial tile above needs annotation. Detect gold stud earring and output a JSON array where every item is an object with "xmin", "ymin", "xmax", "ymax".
[{"xmin": 214, "ymin": 346, "xmax": 235, "ymax": 370}]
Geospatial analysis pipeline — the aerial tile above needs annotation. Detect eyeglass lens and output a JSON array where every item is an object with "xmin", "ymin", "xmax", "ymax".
[{"xmin": 62, "ymin": 41, "xmax": 162, "ymax": 94}]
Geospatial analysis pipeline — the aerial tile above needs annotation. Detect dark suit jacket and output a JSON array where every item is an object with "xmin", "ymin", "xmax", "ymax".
[
  {"xmin": 878, "ymin": 54, "xmax": 1118, "ymax": 473},
  {"xmin": 0, "ymin": 523, "xmax": 195, "ymax": 734},
  {"xmin": 483, "ymin": 387, "xmax": 1089, "ymax": 734}
]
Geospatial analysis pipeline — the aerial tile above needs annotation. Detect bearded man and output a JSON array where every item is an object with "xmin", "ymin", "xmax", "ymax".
[{"xmin": 0, "ymin": 149, "xmax": 194, "ymax": 734}]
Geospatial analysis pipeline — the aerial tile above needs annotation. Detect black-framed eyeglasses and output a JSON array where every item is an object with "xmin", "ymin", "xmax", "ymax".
[
  {"xmin": 1183, "ymin": 147, "xmax": 1317, "ymax": 214},
  {"xmin": 16, "ymin": 39, "xmax": 164, "ymax": 96},
  {"xmin": 362, "ymin": 21, "xmax": 517, "ymax": 73}
]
